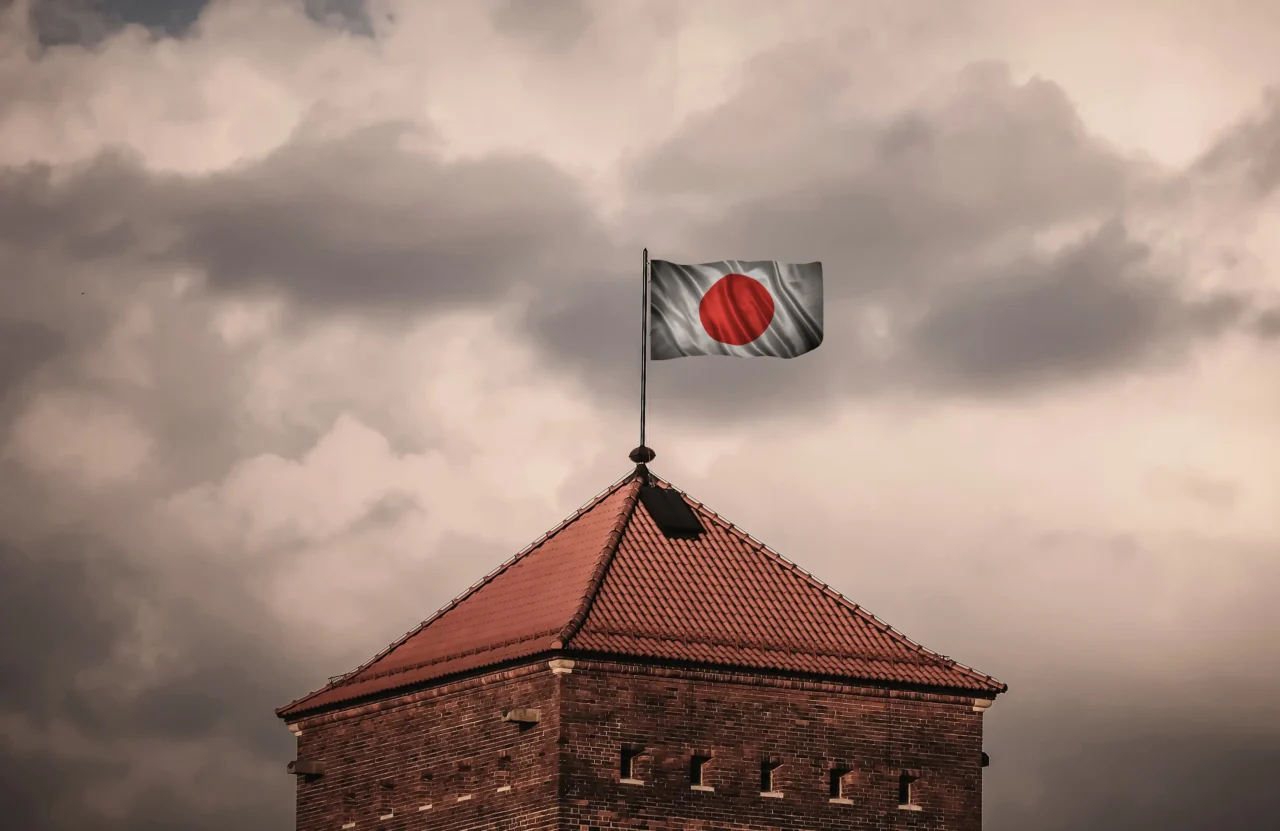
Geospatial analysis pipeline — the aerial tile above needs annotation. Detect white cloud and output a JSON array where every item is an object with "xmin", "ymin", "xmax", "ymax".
[{"xmin": 5, "ymin": 388, "xmax": 154, "ymax": 488}]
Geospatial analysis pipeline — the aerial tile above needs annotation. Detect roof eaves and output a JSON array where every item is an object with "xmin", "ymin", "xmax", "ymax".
[
  {"xmin": 278, "ymin": 645, "xmax": 563, "ymax": 720},
  {"xmin": 567, "ymin": 652, "xmax": 1004, "ymax": 696},
  {"xmin": 553, "ymin": 474, "xmax": 644, "ymax": 649},
  {"xmin": 276, "ymin": 470, "xmax": 640, "ymax": 719}
]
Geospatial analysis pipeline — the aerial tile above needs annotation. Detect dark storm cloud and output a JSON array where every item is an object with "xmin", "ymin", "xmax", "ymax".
[
  {"xmin": 0, "ymin": 318, "xmax": 63, "ymax": 398},
  {"xmin": 985, "ymin": 703, "xmax": 1280, "ymax": 831},
  {"xmin": 526, "ymin": 59, "xmax": 1269, "ymax": 417},
  {"xmin": 0, "ymin": 535, "xmax": 137, "ymax": 719},
  {"xmin": 924, "ymin": 534, "xmax": 1280, "ymax": 831},
  {"xmin": 20, "ymin": 0, "xmax": 209, "ymax": 46},
  {"xmin": 0, "ymin": 462, "xmax": 511, "ymax": 830},
  {"xmin": 1, "ymin": 60, "xmax": 1265, "ymax": 424},
  {"xmin": 905, "ymin": 223, "xmax": 1246, "ymax": 391},
  {"xmin": 631, "ymin": 59, "xmax": 1139, "ymax": 256},
  {"xmin": 302, "ymin": 0, "xmax": 373, "ymax": 37},
  {"xmin": 1255, "ymin": 307, "xmax": 1280, "ymax": 339},
  {"xmin": 0, "ymin": 123, "xmax": 616, "ymax": 316},
  {"xmin": 1192, "ymin": 88, "xmax": 1280, "ymax": 197},
  {"xmin": 0, "ymin": 530, "xmax": 305, "ymax": 830},
  {"xmin": 175, "ymin": 123, "xmax": 615, "ymax": 311},
  {"xmin": 490, "ymin": 0, "xmax": 592, "ymax": 52},
  {"xmin": 0, "ymin": 122, "xmax": 620, "ymax": 458},
  {"xmin": 0, "ymin": 122, "xmax": 614, "ymax": 487},
  {"xmin": 13, "ymin": 0, "xmax": 374, "ymax": 46}
]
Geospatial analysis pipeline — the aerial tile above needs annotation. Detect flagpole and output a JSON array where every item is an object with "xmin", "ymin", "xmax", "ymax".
[{"xmin": 630, "ymin": 248, "xmax": 656, "ymax": 472}]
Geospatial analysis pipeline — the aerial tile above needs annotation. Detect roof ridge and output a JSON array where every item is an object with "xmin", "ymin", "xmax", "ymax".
[
  {"xmin": 651, "ymin": 474, "xmax": 1007, "ymax": 694},
  {"xmin": 275, "ymin": 471, "xmax": 639, "ymax": 717},
  {"xmin": 553, "ymin": 474, "xmax": 644, "ymax": 649}
]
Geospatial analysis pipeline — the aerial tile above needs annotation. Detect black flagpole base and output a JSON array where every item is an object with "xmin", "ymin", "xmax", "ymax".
[
  {"xmin": 629, "ymin": 445, "xmax": 655, "ymax": 483},
  {"xmin": 629, "ymin": 445, "xmax": 656, "ymax": 469}
]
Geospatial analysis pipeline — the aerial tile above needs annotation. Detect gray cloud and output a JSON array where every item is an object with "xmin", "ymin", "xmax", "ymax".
[
  {"xmin": 12, "ymin": 0, "xmax": 375, "ymax": 47},
  {"xmin": 1193, "ymin": 90, "xmax": 1280, "ymax": 198},
  {"xmin": 527, "ymin": 59, "xmax": 1270, "ymax": 417},
  {"xmin": 630, "ymin": 60, "xmax": 1141, "ymax": 257},
  {"xmin": 0, "ymin": 123, "xmax": 616, "ymax": 316},
  {"xmin": 1255, "ymin": 307, "xmax": 1280, "ymax": 339},
  {"xmin": 0, "ymin": 456, "xmax": 505, "ymax": 829},
  {"xmin": 302, "ymin": 0, "xmax": 374, "ymax": 37},
  {"xmin": 177, "ymin": 124, "xmax": 614, "ymax": 311},
  {"xmin": 985, "ymin": 704, "xmax": 1280, "ymax": 831},
  {"xmin": 490, "ymin": 0, "xmax": 592, "ymax": 52},
  {"xmin": 904, "ymin": 222, "xmax": 1246, "ymax": 391},
  {"xmin": 0, "ymin": 530, "xmax": 299, "ymax": 830},
  {"xmin": 2, "ymin": 60, "xmax": 1267, "ymax": 428},
  {"xmin": 0, "ymin": 318, "xmax": 62, "ymax": 399},
  {"xmin": 20, "ymin": 0, "xmax": 209, "ymax": 46}
]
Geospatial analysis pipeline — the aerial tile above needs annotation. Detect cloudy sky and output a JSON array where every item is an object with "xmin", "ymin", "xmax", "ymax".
[{"xmin": 2, "ymin": 0, "xmax": 1279, "ymax": 828}]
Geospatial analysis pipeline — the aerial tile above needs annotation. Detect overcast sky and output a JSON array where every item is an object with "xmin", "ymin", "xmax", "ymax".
[{"xmin": 2, "ymin": 0, "xmax": 1279, "ymax": 828}]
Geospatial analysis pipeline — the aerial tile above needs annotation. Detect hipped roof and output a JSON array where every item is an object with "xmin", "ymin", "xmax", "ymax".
[{"xmin": 278, "ymin": 469, "xmax": 1005, "ymax": 719}]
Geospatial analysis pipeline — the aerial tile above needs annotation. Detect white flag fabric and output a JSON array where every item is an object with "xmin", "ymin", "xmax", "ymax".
[{"xmin": 649, "ymin": 260, "xmax": 823, "ymax": 360}]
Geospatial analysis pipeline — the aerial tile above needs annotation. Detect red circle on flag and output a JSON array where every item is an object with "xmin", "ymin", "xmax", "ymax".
[{"xmin": 699, "ymin": 273, "xmax": 775, "ymax": 345}]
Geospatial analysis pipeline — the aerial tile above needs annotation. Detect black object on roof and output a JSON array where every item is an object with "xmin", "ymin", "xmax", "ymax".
[{"xmin": 639, "ymin": 484, "xmax": 703, "ymax": 539}]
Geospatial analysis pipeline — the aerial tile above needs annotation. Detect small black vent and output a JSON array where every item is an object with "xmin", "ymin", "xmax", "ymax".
[{"xmin": 639, "ymin": 485, "xmax": 703, "ymax": 539}]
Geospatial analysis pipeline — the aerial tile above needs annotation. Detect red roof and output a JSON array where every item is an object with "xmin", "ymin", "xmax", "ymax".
[{"xmin": 278, "ymin": 470, "xmax": 1005, "ymax": 719}]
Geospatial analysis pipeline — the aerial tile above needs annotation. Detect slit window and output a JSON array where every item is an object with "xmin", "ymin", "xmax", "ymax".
[
  {"xmin": 621, "ymin": 747, "xmax": 644, "ymax": 781},
  {"xmin": 898, "ymin": 772, "xmax": 919, "ymax": 806},
  {"xmin": 378, "ymin": 779, "xmax": 395, "ymax": 819},
  {"xmin": 690, "ymin": 755, "xmax": 711, "ymax": 787},
  {"xmin": 760, "ymin": 758, "xmax": 782, "ymax": 793},
  {"xmin": 830, "ymin": 767, "xmax": 852, "ymax": 799}
]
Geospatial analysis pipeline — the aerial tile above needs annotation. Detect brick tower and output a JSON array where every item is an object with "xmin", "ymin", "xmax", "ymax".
[{"xmin": 277, "ymin": 466, "xmax": 1006, "ymax": 831}]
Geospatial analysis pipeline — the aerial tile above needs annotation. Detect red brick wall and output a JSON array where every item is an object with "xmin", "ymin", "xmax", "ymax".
[
  {"xmin": 285, "ymin": 659, "xmax": 989, "ymax": 831},
  {"xmin": 290, "ymin": 665, "xmax": 561, "ymax": 831},
  {"xmin": 558, "ymin": 662, "xmax": 986, "ymax": 831}
]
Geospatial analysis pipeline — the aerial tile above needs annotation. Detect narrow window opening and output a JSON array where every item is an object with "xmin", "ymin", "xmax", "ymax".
[
  {"xmin": 898, "ymin": 772, "xmax": 919, "ymax": 806},
  {"xmin": 621, "ymin": 746, "xmax": 644, "ymax": 782},
  {"xmin": 378, "ymin": 780, "xmax": 395, "ymax": 819},
  {"xmin": 829, "ymin": 767, "xmax": 852, "ymax": 799},
  {"xmin": 690, "ymin": 755, "xmax": 711, "ymax": 787},
  {"xmin": 760, "ymin": 758, "xmax": 782, "ymax": 793},
  {"xmin": 341, "ymin": 789, "xmax": 358, "ymax": 829}
]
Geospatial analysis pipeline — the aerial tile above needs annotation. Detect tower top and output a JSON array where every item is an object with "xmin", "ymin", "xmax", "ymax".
[{"xmin": 277, "ymin": 469, "xmax": 1005, "ymax": 721}]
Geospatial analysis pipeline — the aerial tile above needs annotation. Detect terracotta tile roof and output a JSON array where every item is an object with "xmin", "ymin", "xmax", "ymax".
[{"xmin": 278, "ymin": 470, "xmax": 1005, "ymax": 719}]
